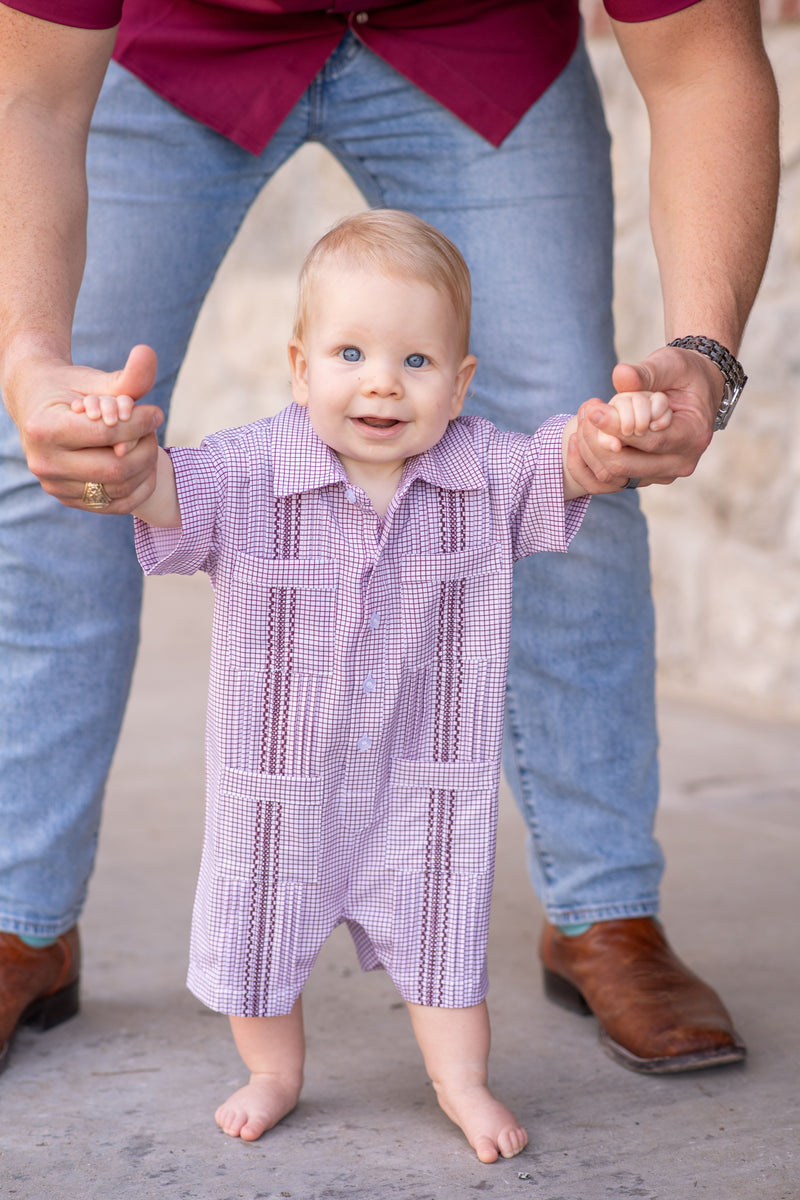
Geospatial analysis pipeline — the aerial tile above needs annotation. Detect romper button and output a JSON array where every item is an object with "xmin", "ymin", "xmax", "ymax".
[{"xmin": 354, "ymin": 11, "xmax": 369, "ymax": 23}]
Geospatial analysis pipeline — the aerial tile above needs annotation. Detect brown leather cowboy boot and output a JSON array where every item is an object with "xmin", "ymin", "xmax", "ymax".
[
  {"xmin": 540, "ymin": 918, "xmax": 746, "ymax": 1073},
  {"xmin": 0, "ymin": 927, "xmax": 80, "ymax": 1073}
]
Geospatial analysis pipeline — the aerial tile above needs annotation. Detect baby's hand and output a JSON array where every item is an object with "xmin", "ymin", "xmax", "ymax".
[
  {"xmin": 594, "ymin": 390, "xmax": 672, "ymax": 451},
  {"xmin": 608, "ymin": 389, "xmax": 672, "ymax": 436},
  {"xmin": 70, "ymin": 393, "xmax": 140, "ymax": 457},
  {"xmin": 71, "ymin": 392, "xmax": 135, "ymax": 426}
]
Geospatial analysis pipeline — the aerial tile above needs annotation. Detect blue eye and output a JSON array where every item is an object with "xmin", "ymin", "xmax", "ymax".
[
  {"xmin": 405, "ymin": 353, "xmax": 427, "ymax": 368},
  {"xmin": 341, "ymin": 346, "xmax": 363, "ymax": 362}
]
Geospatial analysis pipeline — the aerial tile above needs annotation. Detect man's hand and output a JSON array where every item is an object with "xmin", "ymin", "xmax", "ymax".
[
  {"xmin": 6, "ymin": 343, "xmax": 165, "ymax": 513},
  {"xmin": 574, "ymin": 345, "xmax": 722, "ymax": 488}
]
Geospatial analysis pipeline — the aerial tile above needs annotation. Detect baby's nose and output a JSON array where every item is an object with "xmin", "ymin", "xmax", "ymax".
[{"xmin": 363, "ymin": 367, "xmax": 402, "ymax": 396}]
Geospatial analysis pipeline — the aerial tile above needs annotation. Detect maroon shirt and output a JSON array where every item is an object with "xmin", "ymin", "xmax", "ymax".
[{"xmin": 9, "ymin": 0, "xmax": 699, "ymax": 151}]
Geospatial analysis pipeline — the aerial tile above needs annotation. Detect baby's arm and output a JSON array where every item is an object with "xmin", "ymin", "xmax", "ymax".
[
  {"xmin": 561, "ymin": 391, "xmax": 673, "ymax": 499},
  {"xmin": 71, "ymin": 393, "xmax": 181, "ymax": 526}
]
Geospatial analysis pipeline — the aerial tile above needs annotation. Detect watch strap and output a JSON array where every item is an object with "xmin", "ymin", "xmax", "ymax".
[{"xmin": 667, "ymin": 335, "xmax": 747, "ymax": 430}]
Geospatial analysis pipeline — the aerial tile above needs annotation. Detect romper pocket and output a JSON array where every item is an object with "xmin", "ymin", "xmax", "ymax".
[
  {"xmin": 384, "ymin": 759, "xmax": 499, "ymax": 875},
  {"xmin": 224, "ymin": 554, "xmax": 337, "ymax": 675},
  {"xmin": 212, "ymin": 768, "xmax": 323, "ymax": 885},
  {"xmin": 398, "ymin": 545, "xmax": 507, "ymax": 669}
]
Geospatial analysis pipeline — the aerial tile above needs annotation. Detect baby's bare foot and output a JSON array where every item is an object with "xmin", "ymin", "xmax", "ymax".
[
  {"xmin": 434, "ymin": 1082, "xmax": 528, "ymax": 1164},
  {"xmin": 215, "ymin": 1073, "xmax": 301, "ymax": 1142}
]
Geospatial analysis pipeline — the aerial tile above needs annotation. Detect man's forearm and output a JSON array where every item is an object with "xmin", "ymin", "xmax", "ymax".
[
  {"xmin": 0, "ymin": 111, "xmax": 90, "ymax": 391},
  {"xmin": 613, "ymin": 0, "xmax": 779, "ymax": 356},
  {"xmin": 0, "ymin": 7, "xmax": 116, "ymax": 413}
]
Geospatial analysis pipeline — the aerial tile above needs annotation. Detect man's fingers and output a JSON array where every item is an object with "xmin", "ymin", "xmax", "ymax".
[
  {"xmin": 566, "ymin": 434, "xmax": 621, "ymax": 494},
  {"xmin": 65, "ymin": 469, "xmax": 157, "ymax": 515},
  {"xmin": 611, "ymin": 360, "xmax": 654, "ymax": 395},
  {"xmin": 586, "ymin": 403, "xmax": 692, "ymax": 456},
  {"xmin": 34, "ymin": 431, "xmax": 160, "ymax": 503},
  {"xmin": 578, "ymin": 400, "xmax": 681, "ymax": 483},
  {"xmin": 100, "ymin": 343, "xmax": 158, "ymax": 401},
  {"xmin": 68, "ymin": 401, "xmax": 162, "ymax": 443},
  {"xmin": 585, "ymin": 443, "xmax": 689, "ymax": 486},
  {"xmin": 24, "ymin": 402, "xmax": 163, "ymax": 476},
  {"xmin": 577, "ymin": 400, "xmax": 625, "ymax": 478},
  {"xmin": 112, "ymin": 437, "xmax": 143, "ymax": 458},
  {"xmin": 60, "ymin": 344, "xmax": 158, "ymax": 415}
]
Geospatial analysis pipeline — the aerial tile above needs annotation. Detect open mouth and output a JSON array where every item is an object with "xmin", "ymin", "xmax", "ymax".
[{"xmin": 357, "ymin": 416, "xmax": 401, "ymax": 429}]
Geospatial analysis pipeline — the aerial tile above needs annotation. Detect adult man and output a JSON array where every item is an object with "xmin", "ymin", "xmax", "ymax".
[{"xmin": 0, "ymin": 0, "xmax": 779, "ymax": 1076}]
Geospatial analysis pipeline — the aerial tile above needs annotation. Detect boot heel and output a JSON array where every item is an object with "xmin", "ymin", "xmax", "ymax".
[
  {"xmin": 22, "ymin": 979, "xmax": 80, "ymax": 1032},
  {"xmin": 542, "ymin": 967, "xmax": 592, "ymax": 1016}
]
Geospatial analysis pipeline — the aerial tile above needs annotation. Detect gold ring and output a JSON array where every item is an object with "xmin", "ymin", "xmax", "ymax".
[{"xmin": 82, "ymin": 481, "xmax": 112, "ymax": 509}]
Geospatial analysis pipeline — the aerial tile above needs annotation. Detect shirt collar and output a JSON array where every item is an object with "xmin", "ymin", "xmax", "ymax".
[
  {"xmin": 271, "ymin": 402, "xmax": 347, "ymax": 497},
  {"xmin": 270, "ymin": 403, "xmax": 489, "ymax": 498},
  {"xmin": 400, "ymin": 417, "xmax": 489, "ymax": 494}
]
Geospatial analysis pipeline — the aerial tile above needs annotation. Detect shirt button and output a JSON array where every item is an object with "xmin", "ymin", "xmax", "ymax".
[
  {"xmin": 354, "ymin": 11, "xmax": 369, "ymax": 22},
  {"xmin": 345, "ymin": 489, "xmax": 356, "ymax": 503},
  {"xmin": 362, "ymin": 673, "xmax": 376, "ymax": 693},
  {"xmin": 357, "ymin": 734, "xmax": 372, "ymax": 751},
  {"xmin": 369, "ymin": 612, "xmax": 381, "ymax": 629}
]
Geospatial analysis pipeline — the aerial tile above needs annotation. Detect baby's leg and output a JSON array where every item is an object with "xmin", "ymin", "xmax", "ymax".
[
  {"xmin": 216, "ymin": 997, "xmax": 305, "ymax": 1142},
  {"xmin": 407, "ymin": 1000, "xmax": 528, "ymax": 1164}
]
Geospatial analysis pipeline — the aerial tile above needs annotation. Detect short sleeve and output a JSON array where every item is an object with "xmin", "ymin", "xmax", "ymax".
[
  {"xmin": 508, "ymin": 415, "xmax": 590, "ymax": 561},
  {"xmin": 2, "ymin": 0, "xmax": 122, "ymax": 29},
  {"xmin": 134, "ymin": 444, "xmax": 226, "ymax": 578},
  {"xmin": 603, "ymin": 0, "xmax": 700, "ymax": 22}
]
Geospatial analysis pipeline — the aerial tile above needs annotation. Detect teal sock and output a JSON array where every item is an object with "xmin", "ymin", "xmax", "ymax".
[
  {"xmin": 17, "ymin": 934, "xmax": 58, "ymax": 948},
  {"xmin": 557, "ymin": 923, "xmax": 593, "ymax": 937}
]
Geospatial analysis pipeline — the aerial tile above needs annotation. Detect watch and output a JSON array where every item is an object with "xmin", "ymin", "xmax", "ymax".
[{"xmin": 667, "ymin": 335, "xmax": 747, "ymax": 430}]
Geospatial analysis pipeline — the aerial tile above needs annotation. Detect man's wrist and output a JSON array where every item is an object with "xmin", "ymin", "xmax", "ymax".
[
  {"xmin": 0, "ymin": 331, "xmax": 72, "ymax": 421},
  {"xmin": 667, "ymin": 335, "xmax": 747, "ymax": 430},
  {"xmin": 0, "ymin": 328, "xmax": 71, "ymax": 382}
]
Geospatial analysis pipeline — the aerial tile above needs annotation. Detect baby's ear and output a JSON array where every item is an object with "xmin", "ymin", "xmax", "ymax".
[
  {"xmin": 450, "ymin": 354, "xmax": 477, "ymax": 418},
  {"xmin": 288, "ymin": 339, "xmax": 309, "ymax": 405}
]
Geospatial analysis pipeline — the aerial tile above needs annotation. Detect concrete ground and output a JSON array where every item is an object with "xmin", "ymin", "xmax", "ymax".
[{"xmin": 1, "ymin": 571, "xmax": 798, "ymax": 1200}]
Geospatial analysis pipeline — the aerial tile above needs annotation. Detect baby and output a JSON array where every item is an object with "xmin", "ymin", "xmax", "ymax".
[{"xmin": 74, "ymin": 210, "xmax": 670, "ymax": 1162}]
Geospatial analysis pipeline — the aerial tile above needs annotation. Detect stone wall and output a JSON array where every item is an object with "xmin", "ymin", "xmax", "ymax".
[{"xmin": 168, "ymin": 20, "xmax": 800, "ymax": 721}]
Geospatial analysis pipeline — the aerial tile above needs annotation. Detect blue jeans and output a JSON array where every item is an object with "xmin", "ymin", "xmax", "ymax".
[{"xmin": 0, "ymin": 34, "xmax": 662, "ymax": 936}]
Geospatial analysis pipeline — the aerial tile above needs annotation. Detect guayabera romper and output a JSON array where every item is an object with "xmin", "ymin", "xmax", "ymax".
[{"xmin": 135, "ymin": 402, "xmax": 587, "ymax": 1016}]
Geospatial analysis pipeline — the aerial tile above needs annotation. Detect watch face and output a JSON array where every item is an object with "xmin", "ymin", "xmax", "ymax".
[{"xmin": 714, "ymin": 381, "xmax": 743, "ymax": 430}]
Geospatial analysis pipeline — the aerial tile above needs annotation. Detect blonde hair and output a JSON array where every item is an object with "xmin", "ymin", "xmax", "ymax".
[{"xmin": 292, "ymin": 210, "xmax": 472, "ymax": 354}]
